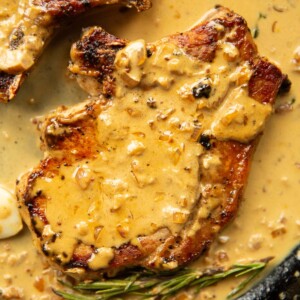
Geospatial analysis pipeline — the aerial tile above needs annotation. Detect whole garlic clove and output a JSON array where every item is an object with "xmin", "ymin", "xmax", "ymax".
[{"xmin": 0, "ymin": 186, "xmax": 23, "ymax": 239}]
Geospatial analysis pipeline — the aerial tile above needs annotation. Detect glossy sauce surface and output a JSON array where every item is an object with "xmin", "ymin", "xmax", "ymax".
[{"xmin": 0, "ymin": 0, "xmax": 299, "ymax": 299}]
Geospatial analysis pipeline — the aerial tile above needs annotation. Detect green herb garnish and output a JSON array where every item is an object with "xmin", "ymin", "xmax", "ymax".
[
  {"xmin": 54, "ymin": 257, "xmax": 272, "ymax": 300},
  {"xmin": 252, "ymin": 27, "xmax": 260, "ymax": 39},
  {"xmin": 252, "ymin": 12, "xmax": 267, "ymax": 38}
]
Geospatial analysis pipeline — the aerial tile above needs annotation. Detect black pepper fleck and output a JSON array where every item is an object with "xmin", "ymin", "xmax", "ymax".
[
  {"xmin": 42, "ymin": 244, "xmax": 50, "ymax": 256},
  {"xmin": 199, "ymin": 134, "xmax": 212, "ymax": 150},
  {"xmin": 192, "ymin": 84, "xmax": 212, "ymax": 99},
  {"xmin": 146, "ymin": 48, "xmax": 152, "ymax": 58},
  {"xmin": 278, "ymin": 77, "xmax": 292, "ymax": 95},
  {"xmin": 147, "ymin": 97, "xmax": 157, "ymax": 109}
]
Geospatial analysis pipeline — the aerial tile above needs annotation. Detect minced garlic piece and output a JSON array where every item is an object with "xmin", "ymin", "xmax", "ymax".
[
  {"xmin": 173, "ymin": 211, "xmax": 189, "ymax": 224},
  {"xmin": 75, "ymin": 221, "xmax": 89, "ymax": 237},
  {"xmin": 87, "ymin": 248, "xmax": 114, "ymax": 270},
  {"xmin": 221, "ymin": 42, "xmax": 239, "ymax": 61},
  {"xmin": 127, "ymin": 140, "xmax": 146, "ymax": 156},
  {"xmin": 42, "ymin": 225, "xmax": 55, "ymax": 239},
  {"xmin": 115, "ymin": 40, "xmax": 147, "ymax": 87},
  {"xmin": 73, "ymin": 166, "xmax": 93, "ymax": 190}
]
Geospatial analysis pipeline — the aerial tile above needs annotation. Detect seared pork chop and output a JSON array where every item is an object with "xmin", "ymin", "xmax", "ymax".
[
  {"xmin": 17, "ymin": 6, "xmax": 289, "ymax": 279},
  {"xmin": 0, "ymin": 0, "xmax": 151, "ymax": 103}
]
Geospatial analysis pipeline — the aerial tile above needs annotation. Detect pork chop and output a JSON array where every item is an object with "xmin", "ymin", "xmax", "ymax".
[
  {"xmin": 16, "ymin": 6, "xmax": 289, "ymax": 279},
  {"xmin": 0, "ymin": 0, "xmax": 151, "ymax": 103}
]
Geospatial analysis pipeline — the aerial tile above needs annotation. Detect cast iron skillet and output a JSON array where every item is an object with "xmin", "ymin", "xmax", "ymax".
[{"xmin": 238, "ymin": 244, "xmax": 300, "ymax": 300}]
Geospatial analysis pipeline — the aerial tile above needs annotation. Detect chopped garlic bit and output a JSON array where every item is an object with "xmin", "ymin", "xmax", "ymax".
[
  {"xmin": 126, "ymin": 107, "xmax": 142, "ymax": 117},
  {"xmin": 202, "ymin": 154, "xmax": 221, "ymax": 169},
  {"xmin": 268, "ymin": 213, "xmax": 288, "ymax": 238},
  {"xmin": 215, "ymin": 249, "xmax": 229, "ymax": 262},
  {"xmin": 42, "ymin": 224, "xmax": 55, "ymax": 238},
  {"xmin": 117, "ymin": 219, "xmax": 130, "ymax": 238},
  {"xmin": 167, "ymin": 57, "xmax": 183, "ymax": 73},
  {"xmin": 218, "ymin": 235, "xmax": 230, "ymax": 244},
  {"xmin": 94, "ymin": 226, "xmax": 103, "ymax": 242},
  {"xmin": 168, "ymin": 146, "xmax": 182, "ymax": 165},
  {"xmin": 111, "ymin": 193, "xmax": 133, "ymax": 212},
  {"xmin": 163, "ymin": 206, "xmax": 189, "ymax": 224},
  {"xmin": 156, "ymin": 108, "xmax": 175, "ymax": 121},
  {"xmin": 178, "ymin": 196, "xmax": 188, "ymax": 208},
  {"xmin": 207, "ymin": 20, "xmax": 225, "ymax": 32},
  {"xmin": 65, "ymin": 267, "xmax": 86, "ymax": 276},
  {"xmin": 179, "ymin": 121, "xmax": 194, "ymax": 132},
  {"xmin": 248, "ymin": 233, "xmax": 264, "ymax": 250},
  {"xmin": 73, "ymin": 166, "xmax": 93, "ymax": 190},
  {"xmin": 162, "ymin": 260, "xmax": 178, "ymax": 270},
  {"xmin": 173, "ymin": 211, "xmax": 188, "ymax": 224},
  {"xmin": 271, "ymin": 225, "xmax": 287, "ymax": 238},
  {"xmin": 115, "ymin": 40, "xmax": 147, "ymax": 87},
  {"xmin": 7, "ymin": 251, "xmax": 28, "ymax": 267},
  {"xmin": 0, "ymin": 186, "xmax": 23, "ymax": 239},
  {"xmin": 75, "ymin": 221, "xmax": 89, "ymax": 236},
  {"xmin": 127, "ymin": 140, "xmax": 146, "ymax": 156},
  {"xmin": 177, "ymin": 83, "xmax": 195, "ymax": 101},
  {"xmin": 229, "ymin": 63, "xmax": 252, "ymax": 85},
  {"xmin": 87, "ymin": 247, "xmax": 114, "ymax": 270},
  {"xmin": 221, "ymin": 42, "xmax": 239, "ymax": 61}
]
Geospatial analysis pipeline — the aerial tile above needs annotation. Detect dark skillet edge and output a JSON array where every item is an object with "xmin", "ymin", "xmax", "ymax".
[{"xmin": 237, "ymin": 244, "xmax": 300, "ymax": 300}]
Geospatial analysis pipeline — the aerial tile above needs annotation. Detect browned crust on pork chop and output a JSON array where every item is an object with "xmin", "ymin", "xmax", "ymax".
[
  {"xmin": 17, "ymin": 6, "xmax": 289, "ymax": 278},
  {"xmin": 0, "ymin": 0, "xmax": 151, "ymax": 103},
  {"xmin": 69, "ymin": 27, "xmax": 127, "ymax": 97},
  {"xmin": 0, "ymin": 72, "xmax": 24, "ymax": 102},
  {"xmin": 33, "ymin": 0, "xmax": 151, "ymax": 17}
]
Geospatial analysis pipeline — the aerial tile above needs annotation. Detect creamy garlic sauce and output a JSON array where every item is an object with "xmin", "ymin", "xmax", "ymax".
[{"xmin": 0, "ymin": 0, "xmax": 299, "ymax": 299}]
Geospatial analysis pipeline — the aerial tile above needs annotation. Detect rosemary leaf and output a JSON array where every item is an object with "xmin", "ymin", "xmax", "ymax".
[
  {"xmin": 227, "ymin": 269, "xmax": 261, "ymax": 299},
  {"xmin": 55, "ymin": 258, "xmax": 272, "ymax": 300},
  {"xmin": 54, "ymin": 289, "xmax": 98, "ymax": 300}
]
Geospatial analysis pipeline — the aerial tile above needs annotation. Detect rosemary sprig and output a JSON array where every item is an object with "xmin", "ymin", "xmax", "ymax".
[{"xmin": 54, "ymin": 257, "xmax": 272, "ymax": 300}]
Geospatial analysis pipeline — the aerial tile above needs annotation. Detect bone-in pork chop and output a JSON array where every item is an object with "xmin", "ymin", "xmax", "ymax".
[
  {"xmin": 16, "ymin": 6, "xmax": 289, "ymax": 279},
  {"xmin": 0, "ymin": 0, "xmax": 151, "ymax": 103}
]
